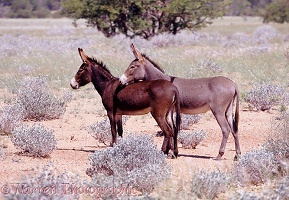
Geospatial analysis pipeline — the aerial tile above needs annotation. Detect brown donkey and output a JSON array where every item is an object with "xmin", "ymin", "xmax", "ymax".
[
  {"xmin": 70, "ymin": 48, "xmax": 181, "ymax": 157},
  {"xmin": 120, "ymin": 44, "xmax": 240, "ymax": 160}
]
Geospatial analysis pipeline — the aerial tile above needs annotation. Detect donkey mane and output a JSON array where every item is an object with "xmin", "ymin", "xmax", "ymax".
[
  {"xmin": 89, "ymin": 57, "xmax": 112, "ymax": 75},
  {"xmin": 142, "ymin": 54, "xmax": 165, "ymax": 73}
]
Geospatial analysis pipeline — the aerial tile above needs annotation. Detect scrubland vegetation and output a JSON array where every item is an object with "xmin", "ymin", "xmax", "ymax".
[{"xmin": 0, "ymin": 17, "xmax": 289, "ymax": 199}]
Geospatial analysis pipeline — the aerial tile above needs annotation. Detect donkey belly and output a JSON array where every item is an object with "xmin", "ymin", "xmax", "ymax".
[
  {"xmin": 180, "ymin": 104, "xmax": 210, "ymax": 114},
  {"xmin": 116, "ymin": 90, "xmax": 151, "ymax": 115},
  {"xmin": 117, "ymin": 107, "xmax": 151, "ymax": 115}
]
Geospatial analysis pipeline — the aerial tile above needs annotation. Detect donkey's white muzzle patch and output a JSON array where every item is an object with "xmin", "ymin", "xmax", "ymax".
[
  {"xmin": 119, "ymin": 74, "xmax": 128, "ymax": 85},
  {"xmin": 70, "ymin": 77, "xmax": 79, "ymax": 89}
]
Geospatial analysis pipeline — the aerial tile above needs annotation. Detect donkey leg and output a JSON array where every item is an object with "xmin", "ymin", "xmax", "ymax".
[
  {"xmin": 152, "ymin": 115, "xmax": 176, "ymax": 157},
  {"xmin": 167, "ymin": 109, "xmax": 179, "ymax": 157},
  {"xmin": 230, "ymin": 128, "xmax": 241, "ymax": 161},
  {"xmin": 107, "ymin": 112, "xmax": 117, "ymax": 146},
  {"xmin": 232, "ymin": 132, "xmax": 241, "ymax": 161},
  {"xmin": 212, "ymin": 111, "xmax": 231, "ymax": 160},
  {"xmin": 226, "ymin": 103, "xmax": 241, "ymax": 160},
  {"xmin": 115, "ymin": 114, "xmax": 123, "ymax": 137}
]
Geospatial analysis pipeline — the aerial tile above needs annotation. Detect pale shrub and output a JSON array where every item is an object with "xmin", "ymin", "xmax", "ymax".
[
  {"xmin": 86, "ymin": 116, "xmax": 129, "ymax": 146},
  {"xmin": 264, "ymin": 112, "xmax": 289, "ymax": 175},
  {"xmin": 0, "ymin": 147, "xmax": 6, "ymax": 161},
  {"xmin": 0, "ymin": 104, "xmax": 23, "ymax": 134},
  {"xmin": 232, "ymin": 175, "xmax": 289, "ymax": 200},
  {"xmin": 180, "ymin": 114, "xmax": 201, "ymax": 130},
  {"xmin": 87, "ymin": 134, "xmax": 171, "ymax": 194},
  {"xmin": 11, "ymin": 124, "xmax": 57, "ymax": 157},
  {"xmin": 232, "ymin": 148, "xmax": 278, "ymax": 186},
  {"xmin": 86, "ymin": 118, "xmax": 111, "ymax": 146},
  {"xmin": 3, "ymin": 164, "xmax": 80, "ymax": 200},
  {"xmin": 191, "ymin": 170, "xmax": 230, "ymax": 199},
  {"xmin": 178, "ymin": 130, "xmax": 206, "ymax": 149},
  {"xmin": 245, "ymin": 83, "xmax": 287, "ymax": 111},
  {"xmin": 253, "ymin": 25, "xmax": 281, "ymax": 44},
  {"xmin": 15, "ymin": 77, "xmax": 68, "ymax": 121}
]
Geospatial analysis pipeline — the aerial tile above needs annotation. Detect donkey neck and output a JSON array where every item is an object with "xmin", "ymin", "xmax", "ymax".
[
  {"xmin": 91, "ymin": 64, "xmax": 115, "ymax": 97},
  {"xmin": 144, "ymin": 59, "xmax": 170, "ymax": 81}
]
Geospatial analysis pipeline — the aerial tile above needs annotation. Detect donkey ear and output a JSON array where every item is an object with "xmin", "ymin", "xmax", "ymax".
[
  {"xmin": 78, "ymin": 48, "xmax": 89, "ymax": 63},
  {"xmin": 130, "ymin": 43, "xmax": 144, "ymax": 62}
]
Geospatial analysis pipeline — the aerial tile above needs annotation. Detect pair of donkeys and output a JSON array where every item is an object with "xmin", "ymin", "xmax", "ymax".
[{"xmin": 70, "ymin": 44, "xmax": 240, "ymax": 160}]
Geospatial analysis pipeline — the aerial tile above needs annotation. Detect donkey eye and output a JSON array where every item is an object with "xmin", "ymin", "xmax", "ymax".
[{"xmin": 130, "ymin": 65, "xmax": 135, "ymax": 69}]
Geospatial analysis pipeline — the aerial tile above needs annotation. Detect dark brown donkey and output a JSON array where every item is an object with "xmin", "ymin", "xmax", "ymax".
[
  {"xmin": 120, "ymin": 44, "xmax": 240, "ymax": 160},
  {"xmin": 70, "ymin": 48, "xmax": 181, "ymax": 157}
]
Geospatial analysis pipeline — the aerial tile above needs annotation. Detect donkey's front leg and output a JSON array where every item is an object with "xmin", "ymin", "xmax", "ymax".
[{"xmin": 107, "ymin": 112, "xmax": 117, "ymax": 146}]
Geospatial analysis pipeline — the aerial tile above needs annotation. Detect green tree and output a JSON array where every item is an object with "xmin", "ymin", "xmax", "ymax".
[
  {"xmin": 263, "ymin": 0, "xmax": 289, "ymax": 23},
  {"xmin": 62, "ymin": 0, "xmax": 230, "ymax": 39}
]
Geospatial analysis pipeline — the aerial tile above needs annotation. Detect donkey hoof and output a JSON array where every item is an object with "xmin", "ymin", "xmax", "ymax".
[
  {"xmin": 167, "ymin": 150, "xmax": 177, "ymax": 159},
  {"xmin": 234, "ymin": 154, "xmax": 241, "ymax": 161},
  {"xmin": 213, "ymin": 154, "xmax": 223, "ymax": 160}
]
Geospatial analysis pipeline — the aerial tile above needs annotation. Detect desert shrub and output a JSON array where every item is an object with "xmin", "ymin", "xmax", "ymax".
[
  {"xmin": 11, "ymin": 123, "xmax": 57, "ymax": 157},
  {"xmin": 3, "ymin": 164, "xmax": 80, "ymax": 200},
  {"xmin": 232, "ymin": 148, "xmax": 278, "ymax": 186},
  {"xmin": 14, "ymin": 77, "xmax": 68, "ymax": 121},
  {"xmin": 86, "ymin": 134, "xmax": 171, "ymax": 194},
  {"xmin": 244, "ymin": 83, "xmax": 288, "ymax": 111},
  {"xmin": 86, "ymin": 118, "xmax": 111, "ymax": 146},
  {"xmin": 180, "ymin": 114, "xmax": 201, "ymax": 130},
  {"xmin": 232, "ymin": 175, "xmax": 289, "ymax": 200},
  {"xmin": 264, "ymin": 115, "xmax": 289, "ymax": 160},
  {"xmin": 0, "ymin": 104, "xmax": 23, "ymax": 134},
  {"xmin": 231, "ymin": 190, "xmax": 264, "ymax": 200},
  {"xmin": 224, "ymin": 32, "xmax": 256, "ymax": 47},
  {"xmin": 264, "ymin": 111, "xmax": 289, "ymax": 175},
  {"xmin": 273, "ymin": 175, "xmax": 289, "ymax": 199},
  {"xmin": 191, "ymin": 170, "xmax": 230, "ymax": 199},
  {"xmin": 253, "ymin": 25, "xmax": 281, "ymax": 44},
  {"xmin": 86, "ymin": 116, "xmax": 129, "ymax": 146},
  {"xmin": 196, "ymin": 59, "xmax": 223, "ymax": 74},
  {"xmin": 178, "ymin": 130, "xmax": 206, "ymax": 149},
  {"xmin": 0, "ymin": 147, "xmax": 6, "ymax": 161},
  {"xmin": 285, "ymin": 46, "xmax": 289, "ymax": 60}
]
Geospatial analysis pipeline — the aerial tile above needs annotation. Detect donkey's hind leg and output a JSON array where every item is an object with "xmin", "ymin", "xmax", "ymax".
[
  {"xmin": 115, "ymin": 114, "xmax": 123, "ymax": 137},
  {"xmin": 107, "ymin": 112, "xmax": 118, "ymax": 146},
  {"xmin": 151, "ymin": 114, "xmax": 176, "ymax": 158},
  {"xmin": 212, "ymin": 110, "xmax": 231, "ymax": 160},
  {"xmin": 226, "ymin": 102, "xmax": 241, "ymax": 160}
]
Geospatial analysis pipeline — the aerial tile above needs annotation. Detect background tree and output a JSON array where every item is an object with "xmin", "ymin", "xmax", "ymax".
[
  {"xmin": 228, "ymin": 0, "xmax": 272, "ymax": 16},
  {"xmin": 61, "ymin": 0, "xmax": 230, "ymax": 39},
  {"xmin": 0, "ymin": 0, "xmax": 61, "ymax": 18},
  {"xmin": 263, "ymin": 0, "xmax": 289, "ymax": 23}
]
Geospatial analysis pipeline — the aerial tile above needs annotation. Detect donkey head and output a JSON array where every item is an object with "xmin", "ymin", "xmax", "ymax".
[
  {"xmin": 120, "ymin": 44, "xmax": 146, "ymax": 85},
  {"xmin": 70, "ymin": 48, "xmax": 93, "ymax": 89}
]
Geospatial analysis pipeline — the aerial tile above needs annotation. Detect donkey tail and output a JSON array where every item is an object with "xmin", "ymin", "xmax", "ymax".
[
  {"xmin": 172, "ymin": 88, "xmax": 181, "ymax": 137},
  {"xmin": 233, "ymin": 87, "xmax": 240, "ymax": 133}
]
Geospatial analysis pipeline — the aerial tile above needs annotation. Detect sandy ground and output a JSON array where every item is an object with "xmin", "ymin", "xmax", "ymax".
[{"xmin": 0, "ymin": 97, "xmax": 279, "ymax": 199}]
